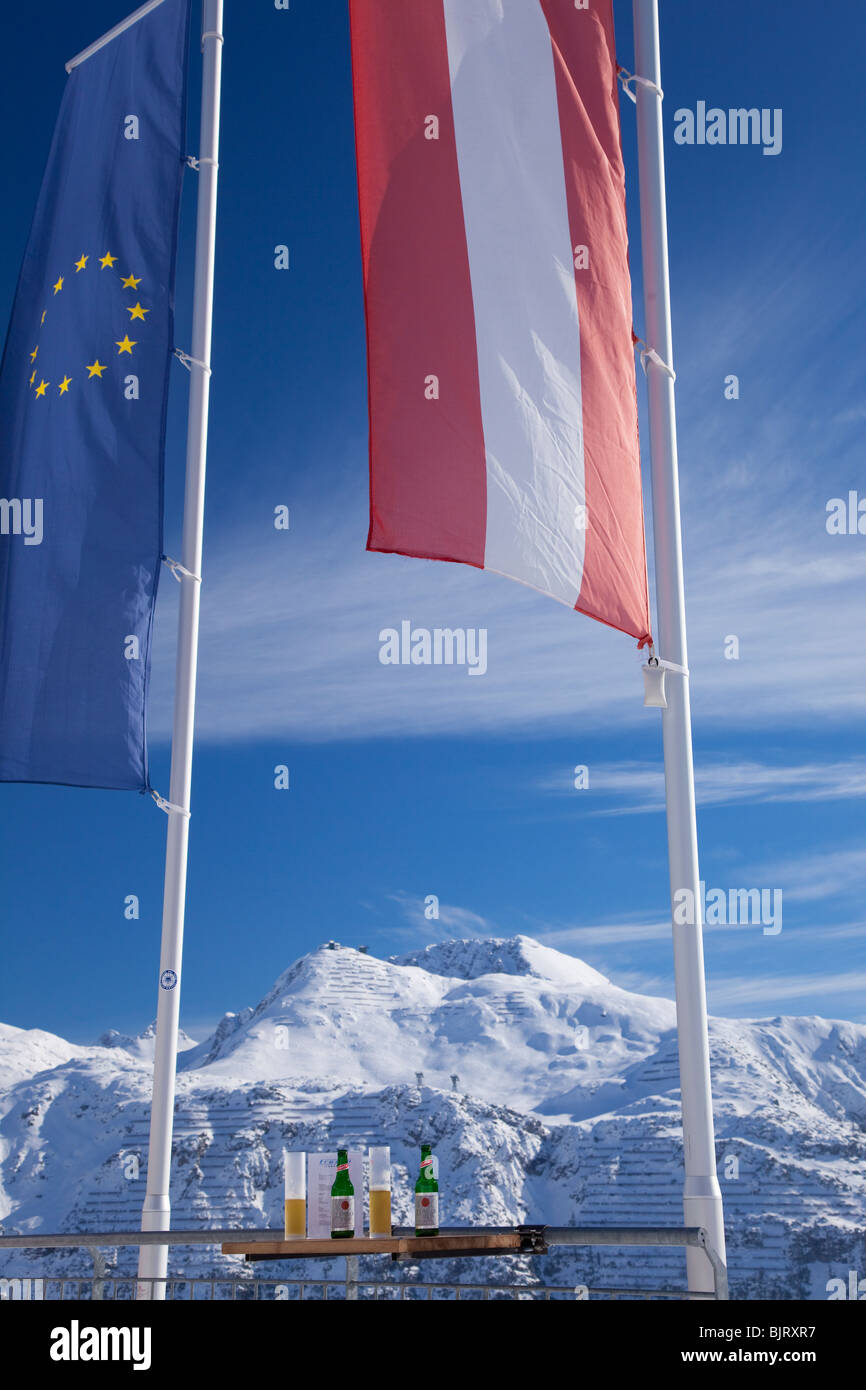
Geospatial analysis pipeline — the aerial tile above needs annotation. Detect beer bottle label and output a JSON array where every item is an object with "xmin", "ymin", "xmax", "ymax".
[
  {"xmin": 331, "ymin": 1195, "xmax": 354, "ymax": 1232},
  {"xmin": 415, "ymin": 1193, "xmax": 438, "ymax": 1229}
]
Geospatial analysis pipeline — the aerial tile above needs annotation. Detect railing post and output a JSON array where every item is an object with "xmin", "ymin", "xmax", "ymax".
[
  {"xmin": 88, "ymin": 1247, "xmax": 108, "ymax": 1301},
  {"xmin": 698, "ymin": 1228, "xmax": 730, "ymax": 1301}
]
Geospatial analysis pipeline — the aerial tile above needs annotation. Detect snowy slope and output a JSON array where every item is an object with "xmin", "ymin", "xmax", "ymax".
[
  {"xmin": 177, "ymin": 938, "xmax": 675, "ymax": 1121},
  {"xmin": 0, "ymin": 1024, "xmax": 84, "ymax": 1093},
  {"xmin": 1, "ymin": 937, "xmax": 864, "ymax": 1298}
]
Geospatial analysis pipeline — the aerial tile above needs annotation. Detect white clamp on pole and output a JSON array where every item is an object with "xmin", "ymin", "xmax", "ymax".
[
  {"xmin": 639, "ymin": 343, "xmax": 676, "ymax": 381},
  {"xmin": 173, "ymin": 347, "xmax": 212, "ymax": 375},
  {"xmin": 617, "ymin": 63, "xmax": 663, "ymax": 104},
  {"xmin": 657, "ymin": 657, "xmax": 688, "ymax": 678},
  {"xmin": 150, "ymin": 789, "xmax": 191, "ymax": 820},
  {"xmin": 635, "ymin": 330, "xmax": 676, "ymax": 382},
  {"xmin": 162, "ymin": 554, "xmax": 202, "ymax": 585},
  {"xmin": 642, "ymin": 651, "xmax": 688, "ymax": 709},
  {"xmin": 632, "ymin": 0, "xmax": 727, "ymax": 1295}
]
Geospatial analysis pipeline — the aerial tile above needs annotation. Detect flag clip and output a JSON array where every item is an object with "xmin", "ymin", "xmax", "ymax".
[
  {"xmin": 162, "ymin": 554, "xmax": 202, "ymax": 585},
  {"xmin": 642, "ymin": 652, "xmax": 689, "ymax": 709},
  {"xmin": 646, "ymin": 647, "xmax": 689, "ymax": 678},
  {"xmin": 151, "ymin": 789, "xmax": 191, "ymax": 819},
  {"xmin": 173, "ymin": 347, "xmax": 212, "ymax": 376},
  {"xmin": 617, "ymin": 65, "xmax": 663, "ymax": 104},
  {"xmin": 201, "ymin": 31, "xmax": 224, "ymax": 52},
  {"xmin": 657, "ymin": 657, "xmax": 689, "ymax": 678},
  {"xmin": 186, "ymin": 155, "xmax": 219, "ymax": 172},
  {"xmin": 642, "ymin": 656, "xmax": 667, "ymax": 709},
  {"xmin": 639, "ymin": 345, "xmax": 676, "ymax": 382}
]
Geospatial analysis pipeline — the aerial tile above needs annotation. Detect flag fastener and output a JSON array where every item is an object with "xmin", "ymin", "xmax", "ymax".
[
  {"xmin": 616, "ymin": 64, "xmax": 663, "ymax": 103},
  {"xmin": 642, "ymin": 651, "xmax": 689, "ymax": 710},
  {"xmin": 186, "ymin": 155, "xmax": 219, "ymax": 171},
  {"xmin": 150, "ymin": 789, "xmax": 191, "ymax": 819},
  {"xmin": 642, "ymin": 655, "xmax": 667, "ymax": 709},
  {"xmin": 162, "ymin": 554, "xmax": 202, "ymax": 585},
  {"xmin": 639, "ymin": 344, "xmax": 676, "ymax": 381},
  {"xmin": 173, "ymin": 347, "xmax": 212, "ymax": 375}
]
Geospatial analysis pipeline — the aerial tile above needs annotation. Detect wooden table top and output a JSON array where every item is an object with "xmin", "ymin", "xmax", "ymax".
[{"xmin": 221, "ymin": 1229, "xmax": 537, "ymax": 1261}]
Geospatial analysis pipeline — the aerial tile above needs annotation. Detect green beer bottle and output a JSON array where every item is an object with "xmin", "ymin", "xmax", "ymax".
[
  {"xmin": 330, "ymin": 1149, "xmax": 355, "ymax": 1239},
  {"xmin": 414, "ymin": 1143, "xmax": 439, "ymax": 1236}
]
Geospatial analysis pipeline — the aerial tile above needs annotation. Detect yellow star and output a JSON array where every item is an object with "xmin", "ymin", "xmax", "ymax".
[
  {"xmin": 53, "ymin": 276, "xmax": 64, "ymax": 295},
  {"xmin": 29, "ymin": 346, "xmax": 38, "ymax": 362},
  {"xmin": 35, "ymin": 379, "xmax": 49, "ymax": 398},
  {"xmin": 86, "ymin": 360, "xmax": 107, "ymax": 379},
  {"xmin": 75, "ymin": 254, "xmax": 89, "ymax": 273},
  {"xmin": 116, "ymin": 335, "xmax": 136, "ymax": 355},
  {"xmin": 58, "ymin": 375, "xmax": 72, "ymax": 395},
  {"xmin": 41, "ymin": 311, "xmax": 46, "ymax": 325},
  {"xmin": 100, "ymin": 251, "xmax": 118, "ymax": 269},
  {"xmin": 127, "ymin": 302, "xmax": 149, "ymax": 322},
  {"xmin": 121, "ymin": 273, "xmax": 141, "ymax": 290},
  {"xmin": 29, "ymin": 370, "xmax": 36, "ymax": 386}
]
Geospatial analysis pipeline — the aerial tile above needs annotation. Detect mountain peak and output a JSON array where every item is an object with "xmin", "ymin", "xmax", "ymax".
[
  {"xmin": 94, "ymin": 1022, "xmax": 197, "ymax": 1056},
  {"xmin": 392, "ymin": 934, "xmax": 610, "ymax": 987}
]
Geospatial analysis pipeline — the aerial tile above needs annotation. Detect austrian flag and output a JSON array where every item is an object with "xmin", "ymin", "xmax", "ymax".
[{"xmin": 350, "ymin": 0, "xmax": 651, "ymax": 644}]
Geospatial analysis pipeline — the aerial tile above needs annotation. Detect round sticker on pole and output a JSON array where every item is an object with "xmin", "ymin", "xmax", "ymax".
[{"xmin": 160, "ymin": 969, "xmax": 178, "ymax": 991}]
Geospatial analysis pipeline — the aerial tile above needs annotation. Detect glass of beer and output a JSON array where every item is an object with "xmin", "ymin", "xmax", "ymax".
[
  {"xmin": 368, "ymin": 1145, "xmax": 392, "ymax": 1238},
  {"xmin": 284, "ymin": 1150, "xmax": 306, "ymax": 1240}
]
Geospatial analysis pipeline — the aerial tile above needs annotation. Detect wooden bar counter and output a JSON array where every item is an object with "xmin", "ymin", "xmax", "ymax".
[{"xmin": 222, "ymin": 1227, "xmax": 547, "ymax": 1262}]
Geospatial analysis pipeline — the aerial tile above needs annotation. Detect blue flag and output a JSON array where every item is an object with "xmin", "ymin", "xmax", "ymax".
[{"xmin": 0, "ymin": 0, "xmax": 190, "ymax": 791}]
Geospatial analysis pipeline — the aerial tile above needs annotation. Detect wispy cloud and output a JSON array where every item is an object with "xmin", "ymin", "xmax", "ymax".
[
  {"xmin": 538, "ymin": 758, "xmax": 866, "ymax": 814},
  {"xmin": 754, "ymin": 846, "xmax": 866, "ymax": 904},
  {"xmin": 534, "ymin": 910, "xmax": 856, "ymax": 952},
  {"xmin": 537, "ymin": 919, "xmax": 673, "ymax": 948},
  {"xmin": 706, "ymin": 970, "xmax": 866, "ymax": 1011},
  {"xmin": 383, "ymin": 891, "xmax": 496, "ymax": 943},
  {"xmin": 146, "ymin": 497, "xmax": 866, "ymax": 744}
]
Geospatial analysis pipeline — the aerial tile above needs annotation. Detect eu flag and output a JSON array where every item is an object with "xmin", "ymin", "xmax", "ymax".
[{"xmin": 0, "ymin": 0, "xmax": 190, "ymax": 790}]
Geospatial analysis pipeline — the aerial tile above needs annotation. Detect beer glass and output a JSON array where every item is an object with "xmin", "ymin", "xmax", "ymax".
[
  {"xmin": 284, "ymin": 1150, "xmax": 306, "ymax": 1239},
  {"xmin": 368, "ymin": 1145, "xmax": 392, "ymax": 1237}
]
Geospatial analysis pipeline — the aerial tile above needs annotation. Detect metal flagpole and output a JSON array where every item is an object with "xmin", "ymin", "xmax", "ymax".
[
  {"xmin": 137, "ymin": 0, "xmax": 224, "ymax": 1300},
  {"xmin": 65, "ymin": 0, "xmax": 170, "ymax": 72},
  {"xmin": 631, "ymin": 0, "xmax": 727, "ymax": 1294}
]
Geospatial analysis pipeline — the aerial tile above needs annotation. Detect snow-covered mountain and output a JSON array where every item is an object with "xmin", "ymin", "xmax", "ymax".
[
  {"xmin": 94, "ymin": 1023, "xmax": 198, "ymax": 1061},
  {"xmin": 1, "ymin": 936, "xmax": 864, "ymax": 1298}
]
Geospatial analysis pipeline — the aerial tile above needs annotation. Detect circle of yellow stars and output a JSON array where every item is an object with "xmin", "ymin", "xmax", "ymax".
[{"xmin": 28, "ymin": 251, "xmax": 149, "ymax": 400}]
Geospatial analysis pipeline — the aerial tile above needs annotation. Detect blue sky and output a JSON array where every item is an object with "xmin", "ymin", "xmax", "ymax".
[{"xmin": 1, "ymin": 0, "xmax": 865, "ymax": 1043}]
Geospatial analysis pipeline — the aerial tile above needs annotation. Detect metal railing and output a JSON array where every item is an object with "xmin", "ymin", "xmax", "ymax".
[
  {"xmin": 0, "ymin": 1275, "xmax": 705, "ymax": 1301},
  {"xmin": 0, "ymin": 1225, "xmax": 727, "ymax": 1301}
]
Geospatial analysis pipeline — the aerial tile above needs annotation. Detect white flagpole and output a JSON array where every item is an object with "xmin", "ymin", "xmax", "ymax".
[
  {"xmin": 631, "ymin": 0, "xmax": 727, "ymax": 1294},
  {"xmin": 137, "ymin": 0, "xmax": 224, "ymax": 1300},
  {"xmin": 66, "ymin": 0, "xmax": 169, "ymax": 72}
]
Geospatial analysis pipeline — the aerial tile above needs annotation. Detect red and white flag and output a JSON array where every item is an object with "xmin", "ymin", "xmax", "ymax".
[{"xmin": 350, "ymin": 0, "xmax": 651, "ymax": 644}]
